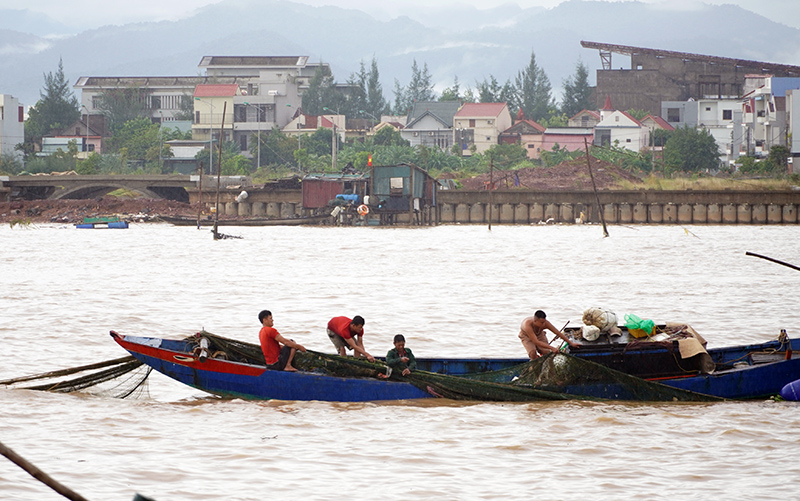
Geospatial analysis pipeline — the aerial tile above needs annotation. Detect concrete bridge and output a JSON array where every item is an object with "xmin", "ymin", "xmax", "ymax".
[{"xmin": 0, "ymin": 174, "xmax": 198, "ymax": 202}]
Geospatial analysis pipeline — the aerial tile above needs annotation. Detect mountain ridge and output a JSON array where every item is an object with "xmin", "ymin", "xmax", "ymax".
[{"xmin": 1, "ymin": 0, "xmax": 799, "ymax": 109}]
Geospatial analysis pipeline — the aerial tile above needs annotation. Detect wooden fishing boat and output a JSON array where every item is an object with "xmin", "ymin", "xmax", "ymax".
[
  {"xmin": 159, "ymin": 214, "xmax": 330, "ymax": 227},
  {"xmin": 75, "ymin": 216, "xmax": 129, "ymax": 229},
  {"xmin": 110, "ymin": 329, "xmax": 800, "ymax": 402}
]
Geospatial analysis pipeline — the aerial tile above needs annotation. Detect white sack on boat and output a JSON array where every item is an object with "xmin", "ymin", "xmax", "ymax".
[{"xmin": 582, "ymin": 307, "xmax": 618, "ymax": 333}]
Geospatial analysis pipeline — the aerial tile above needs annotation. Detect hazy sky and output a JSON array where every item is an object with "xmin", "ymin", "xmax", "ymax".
[{"xmin": 4, "ymin": 0, "xmax": 800, "ymax": 31}]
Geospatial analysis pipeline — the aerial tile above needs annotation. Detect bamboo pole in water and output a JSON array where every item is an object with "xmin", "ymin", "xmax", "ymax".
[
  {"xmin": 584, "ymin": 138, "xmax": 609, "ymax": 237},
  {"xmin": 0, "ymin": 440, "xmax": 89, "ymax": 501},
  {"xmin": 745, "ymin": 252, "xmax": 800, "ymax": 271},
  {"xmin": 0, "ymin": 356, "xmax": 136, "ymax": 386},
  {"xmin": 213, "ymin": 101, "xmax": 227, "ymax": 240}
]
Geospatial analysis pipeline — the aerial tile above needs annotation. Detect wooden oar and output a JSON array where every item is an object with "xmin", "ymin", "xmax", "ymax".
[{"xmin": 746, "ymin": 251, "xmax": 800, "ymax": 272}]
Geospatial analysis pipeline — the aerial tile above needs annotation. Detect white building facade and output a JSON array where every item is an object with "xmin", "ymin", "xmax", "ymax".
[{"xmin": 0, "ymin": 94, "xmax": 24, "ymax": 161}]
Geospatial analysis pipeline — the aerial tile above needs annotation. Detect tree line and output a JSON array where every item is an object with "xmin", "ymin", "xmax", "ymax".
[
  {"xmin": 302, "ymin": 51, "xmax": 594, "ymax": 127},
  {"xmin": 1, "ymin": 54, "xmax": 789, "ymax": 180}
]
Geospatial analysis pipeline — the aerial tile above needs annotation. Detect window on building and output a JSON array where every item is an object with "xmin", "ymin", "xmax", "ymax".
[
  {"xmin": 240, "ymin": 135, "xmax": 247, "ymax": 151},
  {"xmin": 705, "ymin": 107, "xmax": 711, "ymax": 111},
  {"xmin": 195, "ymin": 111, "xmax": 200, "ymax": 124},
  {"xmin": 626, "ymin": 138, "xmax": 631, "ymax": 143},
  {"xmin": 151, "ymin": 96, "xmax": 161, "ymax": 109},
  {"xmin": 581, "ymin": 115, "xmax": 589, "ymax": 124},
  {"xmin": 488, "ymin": 119, "xmax": 493, "ymax": 125},
  {"xmin": 75, "ymin": 127, "xmax": 81, "ymax": 135},
  {"xmin": 723, "ymin": 109, "xmax": 732, "ymax": 120},
  {"xmin": 469, "ymin": 119, "xmax": 476, "ymax": 127},
  {"xmin": 667, "ymin": 108, "xmax": 680, "ymax": 122},
  {"xmin": 390, "ymin": 177, "xmax": 404, "ymax": 196},
  {"xmin": 615, "ymin": 116, "xmax": 619, "ymax": 122},
  {"xmin": 234, "ymin": 105, "xmax": 247, "ymax": 122}
]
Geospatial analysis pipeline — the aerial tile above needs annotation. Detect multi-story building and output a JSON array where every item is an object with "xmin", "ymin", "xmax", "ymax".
[
  {"xmin": 741, "ymin": 75, "xmax": 800, "ymax": 158},
  {"xmin": 74, "ymin": 56, "xmax": 328, "ymax": 155},
  {"xmin": 453, "ymin": 102, "xmax": 512, "ymax": 155},
  {"xmin": 0, "ymin": 94, "xmax": 24, "ymax": 161},
  {"xmin": 661, "ymin": 98, "xmax": 742, "ymax": 164},
  {"xmin": 582, "ymin": 41, "xmax": 800, "ymax": 117}
]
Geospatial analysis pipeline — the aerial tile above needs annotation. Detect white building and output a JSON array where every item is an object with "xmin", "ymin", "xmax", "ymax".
[
  {"xmin": 662, "ymin": 98, "xmax": 743, "ymax": 164},
  {"xmin": 75, "ymin": 56, "xmax": 329, "ymax": 154},
  {"xmin": 401, "ymin": 101, "xmax": 461, "ymax": 151},
  {"xmin": 0, "ymin": 94, "xmax": 24, "ymax": 161},
  {"xmin": 452, "ymin": 102, "xmax": 513, "ymax": 155},
  {"xmin": 594, "ymin": 98, "xmax": 648, "ymax": 153},
  {"xmin": 741, "ymin": 75, "xmax": 800, "ymax": 158}
]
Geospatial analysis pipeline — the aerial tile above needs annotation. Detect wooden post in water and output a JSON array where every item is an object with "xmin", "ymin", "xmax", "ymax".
[
  {"xmin": 584, "ymin": 138, "xmax": 609, "ymax": 237},
  {"xmin": 213, "ymin": 101, "xmax": 227, "ymax": 240},
  {"xmin": 197, "ymin": 161, "xmax": 204, "ymax": 229},
  {"xmin": 488, "ymin": 156, "xmax": 494, "ymax": 231}
]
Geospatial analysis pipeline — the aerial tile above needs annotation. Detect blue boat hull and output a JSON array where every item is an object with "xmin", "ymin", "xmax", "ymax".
[
  {"xmin": 112, "ymin": 333, "xmax": 430, "ymax": 401},
  {"xmin": 111, "ymin": 332, "xmax": 800, "ymax": 402}
]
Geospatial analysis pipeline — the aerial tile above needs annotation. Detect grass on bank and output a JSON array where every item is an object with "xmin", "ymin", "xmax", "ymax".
[{"xmin": 616, "ymin": 174, "xmax": 800, "ymax": 191}]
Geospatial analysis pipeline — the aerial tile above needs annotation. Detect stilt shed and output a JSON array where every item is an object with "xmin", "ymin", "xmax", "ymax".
[{"xmin": 369, "ymin": 163, "xmax": 437, "ymax": 225}]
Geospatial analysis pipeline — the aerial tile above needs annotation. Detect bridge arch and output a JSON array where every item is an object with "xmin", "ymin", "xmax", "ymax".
[{"xmin": 54, "ymin": 183, "xmax": 162, "ymax": 200}]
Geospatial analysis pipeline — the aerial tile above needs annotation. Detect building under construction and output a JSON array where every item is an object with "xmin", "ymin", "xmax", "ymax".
[{"xmin": 582, "ymin": 41, "xmax": 800, "ymax": 116}]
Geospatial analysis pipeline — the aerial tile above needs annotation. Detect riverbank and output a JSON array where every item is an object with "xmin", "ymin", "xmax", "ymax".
[{"xmin": 0, "ymin": 197, "xmax": 197, "ymax": 224}]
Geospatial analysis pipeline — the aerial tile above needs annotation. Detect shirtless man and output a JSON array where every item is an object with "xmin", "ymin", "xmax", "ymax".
[{"xmin": 519, "ymin": 310, "xmax": 578, "ymax": 359}]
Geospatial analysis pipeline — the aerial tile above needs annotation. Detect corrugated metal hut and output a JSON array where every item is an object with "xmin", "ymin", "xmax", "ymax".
[
  {"xmin": 370, "ymin": 163, "xmax": 436, "ymax": 224},
  {"xmin": 302, "ymin": 173, "xmax": 369, "ymax": 209}
]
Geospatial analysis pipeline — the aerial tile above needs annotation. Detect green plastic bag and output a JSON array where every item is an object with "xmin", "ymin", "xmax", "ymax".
[{"xmin": 624, "ymin": 314, "xmax": 655, "ymax": 337}]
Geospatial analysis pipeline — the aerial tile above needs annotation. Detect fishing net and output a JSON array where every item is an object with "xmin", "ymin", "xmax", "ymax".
[
  {"xmin": 197, "ymin": 332, "xmax": 584, "ymax": 401},
  {"xmin": 0, "ymin": 356, "xmax": 152, "ymax": 399},
  {"xmin": 197, "ymin": 332, "xmax": 718, "ymax": 402},
  {"xmin": 512, "ymin": 352, "xmax": 721, "ymax": 402},
  {"xmin": 1, "ymin": 331, "xmax": 721, "ymax": 402}
]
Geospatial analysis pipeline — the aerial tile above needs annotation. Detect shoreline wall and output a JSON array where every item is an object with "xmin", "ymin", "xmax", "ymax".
[
  {"xmin": 189, "ymin": 188, "xmax": 800, "ymax": 225},
  {"xmin": 434, "ymin": 190, "xmax": 800, "ymax": 225}
]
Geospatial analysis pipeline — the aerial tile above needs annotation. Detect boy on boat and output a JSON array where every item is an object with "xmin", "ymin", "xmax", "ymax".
[
  {"xmin": 258, "ymin": 310, "xmax": 306, "ymax": 371},
  {"xmin": 519, "ymin": 310, "xmax": 579, "ymax": 359},
  {"xmin": 326, "ymin": 315, "xmax": 375, "ymax": 362},
  {"xmin": 386, "ymin": 334, "xmax": 417, "ymax": 376}
]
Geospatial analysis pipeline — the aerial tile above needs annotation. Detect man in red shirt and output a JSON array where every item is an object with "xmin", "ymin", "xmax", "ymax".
[
  {"xmin": 326, "ymin": 315, "xmax": 374, "ymax": 362},
  {"xmin": 258, "ymin": 310, "xmax": 306, "ymax": 371}
]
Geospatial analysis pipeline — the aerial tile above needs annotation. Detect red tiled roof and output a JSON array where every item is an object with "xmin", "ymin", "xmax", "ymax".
[
  {"xmin": 570, "ymin": 109, "xmax": 601, "ymax": 120},
  {"xmin": 193, "ymin": 84, "xmax": 240, "ymax": 97},
  {"xmin": 602, "ymin": 95, "xmax": 614, "ymax": 111},
  {"xmin": 455, "ymin": 102, "xmax": 508, "ymax": 117},
  {"xmin": 642, "ymin": 114, "xmax": 675, "ymax": 131},
  {"xmin": 518, "ymin": 119, "xmax": 546, "ymax": 133},
  {"xmin": 618, "ymin": 110, "xmax": 643, "ymax": 126}
]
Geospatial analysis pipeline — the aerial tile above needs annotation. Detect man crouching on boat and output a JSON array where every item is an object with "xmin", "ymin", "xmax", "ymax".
[
  {"xmin": 326, "ymin": 315, "xmax": 375, "ymax": 362},
  {"xmin": 519, "ymin": 310, "xmax": 579, "ymax": 359},
  {"xmin": 259, "ymin": 310, "xmax": 306, "ymax": 372}
]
